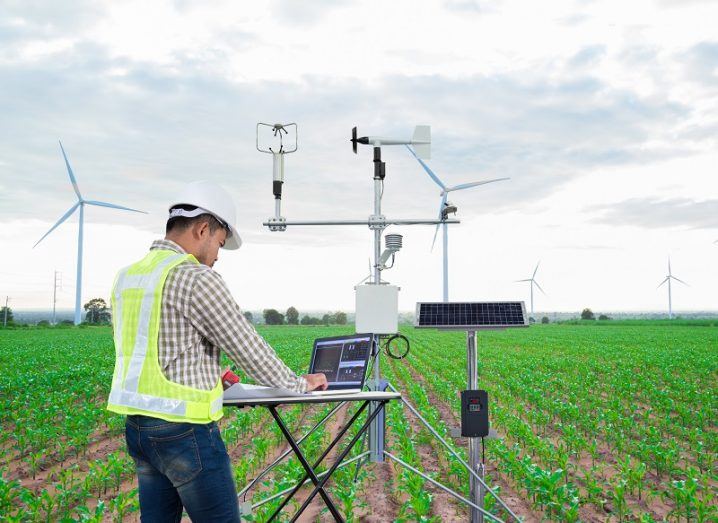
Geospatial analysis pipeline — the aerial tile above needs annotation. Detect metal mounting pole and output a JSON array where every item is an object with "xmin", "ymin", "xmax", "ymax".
[
  {"xmin": 369, "ymin": 146, "xmax": 386, "ymax": 462},
  {"xmin": 75, "ymin": 203, "xmax": 84, "ymax": 325},
  {"xmin": 467, "ymin": 330, "xmax": 485, "ymax": 523}
]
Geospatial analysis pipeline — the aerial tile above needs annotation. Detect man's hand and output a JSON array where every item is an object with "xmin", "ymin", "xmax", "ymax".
[{"xmin": 302, "ymin": 373, "xmax": 329, "ymax": 391}]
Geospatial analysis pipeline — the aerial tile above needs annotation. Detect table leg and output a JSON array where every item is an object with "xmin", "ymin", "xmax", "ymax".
[
  {"xmin": 269, "ymin": 400, "xmax": 371, "ymax": 520},
  {"xmin": 266, "ymin": 406, "xmax": 345, "ymax": 522},
  {"xmin": 289, "ymin": 400, "xmax": 388, "ymax": 523}
]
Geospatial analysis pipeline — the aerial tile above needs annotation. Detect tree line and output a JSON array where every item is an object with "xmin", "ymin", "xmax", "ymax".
[{"xmin": 257, "ymin": 307, "xmax": 348, "ymax": 326}]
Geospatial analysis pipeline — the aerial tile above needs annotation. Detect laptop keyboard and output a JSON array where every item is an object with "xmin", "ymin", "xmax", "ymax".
[{"xmin": 306, "ymin": 389, "xmax": 361, "ymax": 396}]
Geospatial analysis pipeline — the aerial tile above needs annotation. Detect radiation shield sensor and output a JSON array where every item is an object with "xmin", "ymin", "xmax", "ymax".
[
  {"xmin": 415, "ymin": 301, "xmax": 528, "ymax": 330},
  {"xmin": 355, "ymin": 284, "xmax": 399, "ymax": 334}
]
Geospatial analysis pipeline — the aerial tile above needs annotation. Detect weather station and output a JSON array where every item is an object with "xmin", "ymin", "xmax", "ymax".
[{"xmin": 234, "ymin": 122, "xmax": 525, "ymax": 523}]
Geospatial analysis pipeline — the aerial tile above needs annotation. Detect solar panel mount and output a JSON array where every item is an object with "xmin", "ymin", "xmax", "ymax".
[{"xmin": 415, "ymin": 301, "xmax": 528, "ymax": 330}]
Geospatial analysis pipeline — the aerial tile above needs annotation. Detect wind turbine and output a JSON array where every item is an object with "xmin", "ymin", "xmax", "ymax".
[
  {"xmin": 406, "ymin": 145, "xmax": 508, "ymax": 302},
  {"xmin": 34, "ymin": 142, "xmax": 146, "ymax": 325},
  {"xmin": 516, "ymin": 262, "xmax": 545, "ymax": 318},
  {"xmin": 657, "ymin": 258, "xmax": 688, "ymax": 320}
]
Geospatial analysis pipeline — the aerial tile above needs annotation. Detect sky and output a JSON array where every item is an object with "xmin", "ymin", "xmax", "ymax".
[{"xmin": 0, "ymin": 0, "xmax": 717, "ymax": 315}]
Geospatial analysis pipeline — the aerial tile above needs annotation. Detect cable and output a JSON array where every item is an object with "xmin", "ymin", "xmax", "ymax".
[
  {"xmin": 364, "ymin": 351, "xmax": 375, "ymax": 388},
  {"xmin": 383, "ymin": 334, "xmax": 410, "ymax": 359}
]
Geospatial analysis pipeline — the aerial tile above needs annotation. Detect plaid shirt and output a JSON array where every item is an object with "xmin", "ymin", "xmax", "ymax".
[{"xmin": 149, "ymin": 239, "xmax": 306, "ymax": 393}]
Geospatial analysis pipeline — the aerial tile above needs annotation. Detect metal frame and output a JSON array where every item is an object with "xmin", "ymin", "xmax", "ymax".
[
  {"xmin": 235, "ymin": 398, "xmax": 392, "ymax": 522},
  {"xmin": 237, "ymin": 382, "xmax": 521, "ymax": 522},
  {"xmin": 237, "ymin": 401, "xmax": 347, "ymax": 500}
]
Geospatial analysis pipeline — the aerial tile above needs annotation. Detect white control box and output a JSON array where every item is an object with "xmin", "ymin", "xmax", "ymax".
[{"xmin": 355, "ymin": 284, "xmax": 399, "ymax": 334}]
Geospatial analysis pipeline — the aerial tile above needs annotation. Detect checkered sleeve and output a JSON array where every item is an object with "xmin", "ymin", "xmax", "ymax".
[{"xmin": 188, "ymin": 269, "xmax": 307, "ymax": 393}]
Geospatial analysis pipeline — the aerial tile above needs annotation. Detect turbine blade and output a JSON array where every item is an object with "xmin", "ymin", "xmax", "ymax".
[
  {"xmin": 532, "ymin": 261, "xmax": 540, "ymax": 279},
  {"xmin": 84, "ymin": 200, "xmax": 147, "ymax": 213},
  {"xmin": 534, "ymin": 280, "xmax": 547, "ymax": 295},
  {"xmin": 515, "ymin": 278, "xmax": 531, "ymax": 282},
  {"xmin": 33, "ymin": 202, "xmax": 80, "ymax": 248},
  {"xmin": 657, "ymin": 277, "xmax": 669, "ymax": 289},
  {"xmin": 430, "ymin": 224, "xmax": 440, "ymax": 252},
  {"xmin": 446, "ymin": 177, "xmax": 510, "ymax": 192},
  {"xmin": 668, "ymin": 257, "xmax": 672, "ymax": 276},
  {"xmin": 59, "ymin": 141, "xmax": 82, "ymax": 200},
  {"xmin": 405, "ymin": 144, "xmax": 446, "ymax": 190},
  {"xmin": 672, "ymin": 276, "xmax": 689, "ymax": 286}
]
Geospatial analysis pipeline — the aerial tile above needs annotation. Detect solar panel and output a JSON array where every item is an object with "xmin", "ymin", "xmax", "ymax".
[{"xmin": 415, "ymin": 302, "xmax": 528, "ymax": 329}]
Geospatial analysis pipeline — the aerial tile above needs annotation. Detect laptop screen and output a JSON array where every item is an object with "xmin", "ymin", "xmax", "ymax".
[{"xmin": 309, "ymin": 334, "xmax": 373, "ymax": 389}]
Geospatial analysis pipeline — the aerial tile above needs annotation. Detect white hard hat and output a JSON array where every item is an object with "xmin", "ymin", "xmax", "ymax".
[{"xmin": 169, "ymin": 180, "xmax": 241, "ymax": 250}]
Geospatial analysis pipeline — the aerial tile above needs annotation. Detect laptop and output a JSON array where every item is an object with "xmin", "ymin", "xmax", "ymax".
[{"xmin": 305, "ymin": 333, "xmax": 374, "ymax": 395}]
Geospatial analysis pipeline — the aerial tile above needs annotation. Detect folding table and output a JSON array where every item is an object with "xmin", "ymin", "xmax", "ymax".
[{"xmin": 224, "ymin": 391, "xmax": 400, "ymax": 522}]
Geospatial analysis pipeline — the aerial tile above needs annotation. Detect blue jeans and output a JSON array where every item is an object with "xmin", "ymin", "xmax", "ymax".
[{"xmin": 125, "ymin": 415, "xmax": 240, "ymax": 522}]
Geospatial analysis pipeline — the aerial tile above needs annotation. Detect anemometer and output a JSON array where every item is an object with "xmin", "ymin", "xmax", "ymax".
[{"xmin": 256, "ymin": 122, "xmax": 298, "ymax": 232}]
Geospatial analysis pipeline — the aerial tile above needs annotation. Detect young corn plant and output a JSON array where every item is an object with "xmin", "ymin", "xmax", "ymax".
[{"xmin": 611, "ymin": 478, "xmax": 630, "ymax": 522}]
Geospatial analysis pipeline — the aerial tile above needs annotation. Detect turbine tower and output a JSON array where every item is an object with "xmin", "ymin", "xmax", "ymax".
[
  {"xmin": 657, "ymin": 258, "xmax": 688, "ymax": 320},
  {"xmin": 34, "ymin": 142, "xmax": 146, "ymax": 325},
  {"xmin": 516, "ymin": 262, "xmax": 545, "ymax": 318},
  {"xmin": 406, "ymin": 145, "xmax": 508, "ymax": 302}
]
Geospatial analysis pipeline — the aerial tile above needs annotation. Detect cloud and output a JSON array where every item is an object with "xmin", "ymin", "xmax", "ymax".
[
  {"xmin": 587, "ymin": 197, "xmax": 718, "ymax": 230},
  {"xmin": 0, "ymin": 1, "xmax": 103, "ymax": 60},
  {"xmin": 568, "ymin": 45, "xmax": 606, "ymax": 68},
  {"xmin": 443, "ymin": 0, "xmax": 498, "ymax": 14},
  {"xmin": 558, "ymin": 13, "xmax": 590, "ymax": 26},
  {"xmin": 0, "ymin": 40, "xmax": 693, "ymax": 243},
  {"xmin": 655, "ymin": 0, "xmax": 718, "ymax": 7},
  {"xmin": 268, "ymin": 0, "xmax": 352, "ymax": 26},
  {"xmin": 3, "ymin": 1, "xmax": 718, "ymax": 312},
  {"xmin": 682, "ymin": 41, "xmax": 718, "ymax": 86},
  {"xmin": 619, "ymin": 45, "xmax": 659, "ymax": 67},
  {"xmin": 552, "ymin": 243, "xmax": 620, "ymax": 251},
  {"xmin": 1, "ymin": 1, "xmax": 103, "ymax": 35}
]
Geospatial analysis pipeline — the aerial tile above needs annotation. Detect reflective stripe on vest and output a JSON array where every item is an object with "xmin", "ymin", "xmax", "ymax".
[{"xmin": 107, "ymin": 250, "xmax": 224, "ymax": 423}]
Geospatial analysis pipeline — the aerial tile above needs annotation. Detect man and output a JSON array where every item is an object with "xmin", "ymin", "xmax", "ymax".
[{"xmin": 107, "ymin": 180, "xmax": 327, "ymax": 522}]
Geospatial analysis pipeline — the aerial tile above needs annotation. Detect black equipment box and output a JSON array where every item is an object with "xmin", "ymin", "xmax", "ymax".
[{"xmin": 461, "ymin": 390, "xmax": 489, "ymax": 437}]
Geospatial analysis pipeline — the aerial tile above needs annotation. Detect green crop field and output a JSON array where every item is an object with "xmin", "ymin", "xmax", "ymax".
[{"xmin": 1, "ymin": 322, "xmax": 716, "ymax": 522}]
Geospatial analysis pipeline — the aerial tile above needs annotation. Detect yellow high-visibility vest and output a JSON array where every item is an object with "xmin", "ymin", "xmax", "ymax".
[{"xmin": 106, "ymin": 249, "xmax": 224, "ymax": 423}]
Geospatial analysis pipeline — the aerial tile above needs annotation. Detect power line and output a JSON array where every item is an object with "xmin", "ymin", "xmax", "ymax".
[{"xmin": 52, "ymin": 271, "xmax": 62, "ymax": 325}]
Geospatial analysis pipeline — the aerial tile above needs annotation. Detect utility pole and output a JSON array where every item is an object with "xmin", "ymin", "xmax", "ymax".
[
  {"xmin": 52, "ymin": 271, "xmax": 62, "ymax": 325},
  {"xmin": 3, "ymin": 296, "xmax": 8, "ymax": 327}
]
